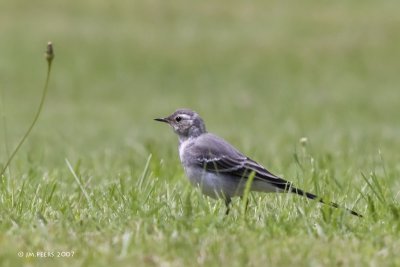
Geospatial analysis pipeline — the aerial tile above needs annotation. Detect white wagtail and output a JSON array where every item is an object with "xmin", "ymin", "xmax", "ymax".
[{"xmin": 155, "ymin": 109, "xmax": 362, "ymax": 217}]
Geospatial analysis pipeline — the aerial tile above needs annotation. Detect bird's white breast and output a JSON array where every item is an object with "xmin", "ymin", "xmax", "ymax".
[{"xmin": 178, "ymin": 137, "xmax": 193, "ymax": 162}]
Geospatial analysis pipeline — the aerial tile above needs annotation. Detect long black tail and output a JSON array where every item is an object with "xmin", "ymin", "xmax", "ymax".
[{"xmin": 289, "ymin": 187, "xmax": 363, "ymax": 217}]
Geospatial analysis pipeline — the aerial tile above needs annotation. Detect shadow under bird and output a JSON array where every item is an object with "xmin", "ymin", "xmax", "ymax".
[{"xmin": 155, "ymin": 109, "xmax": 362, "ymax": 217}]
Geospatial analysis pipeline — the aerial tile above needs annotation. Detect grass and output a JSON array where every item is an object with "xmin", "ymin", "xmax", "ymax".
[{"xmin": 1, "ymin": 0, "xmax": 400, "ymax": 266}]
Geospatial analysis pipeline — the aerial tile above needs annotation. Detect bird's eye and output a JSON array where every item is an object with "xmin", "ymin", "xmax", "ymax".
[{"xmin": 175, "ymin": 116, "xmax": 182, "ymax": 122}]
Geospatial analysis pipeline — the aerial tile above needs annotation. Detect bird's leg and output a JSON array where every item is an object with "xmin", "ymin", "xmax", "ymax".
[{"xmin": 224, "ymin": 197, "xmax": 232, "ymax": 215}]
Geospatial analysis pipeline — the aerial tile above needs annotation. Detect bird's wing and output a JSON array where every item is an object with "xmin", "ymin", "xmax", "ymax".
[
  {"xmin": 191, "ymin": 134, "xmax": 292, "ymax": 189},
  {"xmin": 198, "ymin": 155, "xmax": 291, "ymax": 189}
]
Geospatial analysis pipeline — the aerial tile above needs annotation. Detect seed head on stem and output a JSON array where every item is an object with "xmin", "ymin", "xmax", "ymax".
[{"xmin": 46, "ymin": 42, "xmax": 54, "ymax": 65}]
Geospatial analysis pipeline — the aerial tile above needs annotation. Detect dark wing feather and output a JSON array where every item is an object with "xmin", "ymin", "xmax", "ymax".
[
  {"xmin": 188, "ymin": 133, "xmax": 292, "ymax": 190},
  {"xmin": 197, "ymin": 155, "xmax": 292, "ymax": 190}
]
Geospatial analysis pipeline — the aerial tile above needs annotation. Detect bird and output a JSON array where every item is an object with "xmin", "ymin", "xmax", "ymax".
[{"xmin": 154, "ymin": 108, "xmax": 362, "ymax": 217}]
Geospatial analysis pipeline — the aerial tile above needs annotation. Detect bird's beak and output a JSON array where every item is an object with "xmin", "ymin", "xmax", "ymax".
[{"xmin": 154, "ymin": 117, "xmax": 169, "ymax": 123}]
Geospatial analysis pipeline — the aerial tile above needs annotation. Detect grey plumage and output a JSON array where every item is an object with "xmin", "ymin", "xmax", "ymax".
[{"xmin": 155, "ymin": 109, "xmax": 362, "ymax": 217}]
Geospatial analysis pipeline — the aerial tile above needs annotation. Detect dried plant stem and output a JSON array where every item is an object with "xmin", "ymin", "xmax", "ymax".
[{"xmin": 0, "ymin": 42, "xmax": 54, "ymax": 177}]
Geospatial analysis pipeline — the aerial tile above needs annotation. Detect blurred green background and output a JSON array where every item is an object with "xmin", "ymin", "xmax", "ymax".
[
  {"xmin": 1, "ymin": 0, "xmax": 400, "ymax": 168},
  {"xmin": 1, "ymin": 0, "xmax": 400, "ymax": 265}
]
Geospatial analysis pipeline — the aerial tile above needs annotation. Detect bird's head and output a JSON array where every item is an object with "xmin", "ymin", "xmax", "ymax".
[{"xmin": 155, "ymin": 109, "xmax": 207, "ymax": 140}]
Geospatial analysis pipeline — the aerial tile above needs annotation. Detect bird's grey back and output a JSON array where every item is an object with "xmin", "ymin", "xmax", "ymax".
[{"xmin": 182, "ymin": 133, "xmax": 245, "ymax": 166}]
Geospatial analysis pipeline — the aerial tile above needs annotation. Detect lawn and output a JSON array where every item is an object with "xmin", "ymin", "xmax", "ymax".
[{"xmin": 1, "ymin": 1, "xmax": 400, "ymax": 266}]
